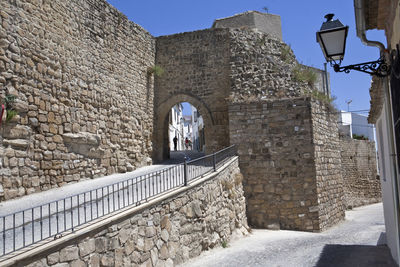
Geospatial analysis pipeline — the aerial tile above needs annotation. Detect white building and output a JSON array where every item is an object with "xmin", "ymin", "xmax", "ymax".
[
  {"xmin": 182, "ymin": 115, "xmax": 192, "ymax": 149},
  {"xmin": 169, "ymin": 103, "xmax": 205, "ymax": 152},
  {"xmin": 353, "ymin": 0, "xmax": 400, "ymax": 263},
  {"xmin": 168, "ymin": 104, "xmax": 184, "ymax": 151},
  {"xmin": 339, "ymin": 111, "xmax": 375, "ymax": 141},
  {"xmin": 191, "ymin": 106, "xmax": 205, "ymax": 152}
]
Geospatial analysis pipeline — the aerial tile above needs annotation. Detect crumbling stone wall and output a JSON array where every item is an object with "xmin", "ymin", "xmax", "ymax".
[
  {"xmin": 18, "ymin": 158, "xmax": 248, "ymax": 267},
  {"xmin": 229, "ymin": 98, "xmax": 344, "ymax": 232},
  {"xmin": 229, "ymin": 29, "xmax": 303, "ymax": 101},
  {"xmin": 0, "ymin": 0, "xmax": 155, "ymax": 201},
  {"xmin": 340, "ymin": 138, "xmax": 381, "ymax": 208}
]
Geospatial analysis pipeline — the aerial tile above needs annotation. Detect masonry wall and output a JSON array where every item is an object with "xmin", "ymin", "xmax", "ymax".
[
  {"xmin": 311, "ymin": 101, "xmax": 345, "ymax": 230},
  {"xmin": 229, "ymin": 98, "xmax": 317, "ymax": 231},
  {"xmin": 13, "ymin": 158, "xmax": 248, "ymax": 267},
  {"xmin": 154, "ymin": 29, "xmax": 231, "ymax": 160},
  {"xmin": 0, "ymin": 0, "xmax": 155, "ymax": 201},
  {"xmin": 340, "ymin": 138, "xmax": 381, "ymax": 208},
  {"xmin": 229, "ymin": 98, "xmax": 344, "ymax": 232},
  {"xmin": 228, "ymin": 29, "xmax": 304, "ymax": 102}
]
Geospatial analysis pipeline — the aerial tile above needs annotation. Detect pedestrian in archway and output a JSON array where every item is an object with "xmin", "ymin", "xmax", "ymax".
[
  {"xmin": 185, "ymin": 137, "xmax": 189, "ymax": 150},
  {"xmin": 173, "ymin": 136, "xmax": 178, "ymax": 151}
]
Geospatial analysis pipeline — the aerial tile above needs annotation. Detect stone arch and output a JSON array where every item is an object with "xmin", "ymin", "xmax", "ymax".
[{"xmin": 153, "ymin": 93, "xmax": 216, "ymax": 162}]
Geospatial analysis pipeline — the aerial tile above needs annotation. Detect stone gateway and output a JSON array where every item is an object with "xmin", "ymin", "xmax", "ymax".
[{"xmin": 0, "ymin": 0, "xmax": 379, "ymax": 242}]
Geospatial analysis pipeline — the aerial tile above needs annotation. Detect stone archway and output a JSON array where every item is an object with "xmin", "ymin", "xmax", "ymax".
[
  {"xmin": 153, "ymin": 93, "xmax": 220, "ymax": 162},
  {"xmin": 153, "ymin": 30, "xmax": 232, "ymax": 162}
]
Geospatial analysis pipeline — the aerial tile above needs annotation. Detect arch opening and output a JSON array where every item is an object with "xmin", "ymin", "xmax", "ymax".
[
  {"xmin": 153, "ymin": 94, "xmax": 215, "ymax": 163},
  {"xmin": 167, "ymin": 102, "xmax": 206, "ymax": 162}
]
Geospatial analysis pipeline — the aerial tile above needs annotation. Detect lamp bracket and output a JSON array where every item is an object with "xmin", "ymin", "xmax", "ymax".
[{"xmin": 332, "ymin": 56, "xmax": 391, "ymax": 77}]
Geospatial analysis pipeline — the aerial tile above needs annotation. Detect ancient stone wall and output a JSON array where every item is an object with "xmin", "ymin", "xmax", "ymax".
[
  {"xmin": 229, "ymin": 29, "xmax": 303, "ymax": 102},
  {"xmin": 311, "ymin": 101, "xmax": 345, "ymax": 230},
  {"xmin": 228, "ymin": 29, "xmax": 329, "ymax": 101},
  {"xmin": 13, "ymin": 158, "xmax": 248, "ymax": 267},
  {"xmin": 154, "ymin": 29, "xmax": 231, "ymax": 161},
  {"xmin": 229, "ymin": 98, "xmax": 344, "ymax": 232},
  {"xmin": 0, "ymin": 0, "xmax": 155, "ymax": 201},
  {"xmin": 340, "ymin": 138, "xmax": 381, "ymax": 208}
]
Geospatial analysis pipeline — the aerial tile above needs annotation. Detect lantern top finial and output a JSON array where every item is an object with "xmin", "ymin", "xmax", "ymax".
[{"xmin": 324, "ymin": 14, "xmax": 334, "ymax": 22}]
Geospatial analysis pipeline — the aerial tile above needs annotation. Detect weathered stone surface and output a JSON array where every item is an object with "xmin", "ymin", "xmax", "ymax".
[
  {"xmin": 59, "ymin": 246, "xmax": 79, "ymax": 262},
  {"xmin": 229, "ymin": 98, "xmax": 345, "ymax": 232},
  {"xmin": 1, "ymin": 125, "xmax": 31, "ymax": 139},
  {"xmin": 47, "ymin": 251, "xmax": 60, "ymax": 265},
  {"xmin": 78, "ymin": 239, "xmax": 95, "ymax": 257},
  {"xmin": 2, "ymin": 139, "xmax": 30, "ymax": 149},
  {"xmin": 101, "ymin": 253, "xmax": 114, "ymax": 267},
  {"xmin": 70, "ymin": 259, "xmax": 86, "ymax": 267},
  {"xmin": 0, "ymin": 0, "xmax": 155, "ymax": 202},
  {"xmin": 340, "ymin": 138, "xmax": 381, "ymax": 208},
  {"xmin": 62, "ymin": 132, "xmax": 100, "ymax": 146}
]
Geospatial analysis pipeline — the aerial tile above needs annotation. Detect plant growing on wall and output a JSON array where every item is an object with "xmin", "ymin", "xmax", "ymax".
[
  {"xmin": 147, "ymin": 65, "xmax": 165, "ymax": 77},
  {"xmin": 280, "ymin": 44, "xmax": 293, "ymax": 63},
  {"xmin": 291, "ymin": 64, "xmax": 317, "ymax": 87},
  {"xmin": 306, "ymin": 89, "xmax": 337, "ymax": 110},
  {"xmin": 0, "ymin": 94, "xmax": 18, "ymax": 124},
  {"xmin": 6, "ymin": 110, "xmax": 17, "ymax": 122},
  {"xmin": 353, "ymin": 134, "xmax": 369, "ymax": 140}
]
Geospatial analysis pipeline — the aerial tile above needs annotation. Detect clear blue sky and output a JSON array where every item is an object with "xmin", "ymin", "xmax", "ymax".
[{"xmin": 107, "ymin": 0, "xmax": 386, "ymax": 114}]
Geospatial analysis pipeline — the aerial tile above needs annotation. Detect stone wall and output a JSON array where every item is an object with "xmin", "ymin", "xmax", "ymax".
[
  {"xmin": 0, "ymin": 0, "xmax": 155, "ymax": 201},
  {"xmin": 154, "ymin": 29, "xmax": 232, "ymax": 161},
  {"xmin": 229, "ymin": 98, "xmax": 344, "ymax": 232},
  {"xmin": 340, "ymin": 138, "xmax": 381, "ymax": 208},
  {"xmin": 228, "ymin": 29, "xmax": 304, "ymax": 102},
  {"xmin": 311, "ymin": 101, "xmax": 345, "ymax": 230},
  {"xmin": 11, "ymin": 158, "xmax": 248, "ymax": 267}
]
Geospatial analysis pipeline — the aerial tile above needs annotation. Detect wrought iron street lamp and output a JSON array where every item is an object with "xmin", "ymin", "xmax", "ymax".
[{"xmin": 316, "ymin": 14, "xmax": 390, "ymax": 77}]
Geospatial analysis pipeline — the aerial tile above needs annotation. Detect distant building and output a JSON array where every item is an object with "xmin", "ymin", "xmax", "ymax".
[
  {"xmin": 169, "ymin": 104, "xmax": 184, "ymax": 151},
  {"xmin": 191, "ymin": 106, "xmax": 205, "ymax": 152},
  {"xmin": 168, "ymin": 104, "xmax": 205, "ymax": 152},
  {"xmin": 339, "ymin": 111, "xmax": 375, "ymax": 141},
  {"xmin": 182, "ymin": 115, "xmax": 192, "ymax": 142}
]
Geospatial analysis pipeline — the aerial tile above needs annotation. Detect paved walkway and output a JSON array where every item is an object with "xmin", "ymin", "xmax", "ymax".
[{"xmin": 182, "ymin": 203, "xmax": 397, "ymax": 267}]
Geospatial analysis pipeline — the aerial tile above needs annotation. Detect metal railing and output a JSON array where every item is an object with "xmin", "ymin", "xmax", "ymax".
[{"xmin": 0, "ymin": 145, "xmax": 236, "ymax": 257}]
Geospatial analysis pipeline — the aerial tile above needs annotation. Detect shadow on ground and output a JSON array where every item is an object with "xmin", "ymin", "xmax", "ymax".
[{"xmin": 315, "ymin": 244, "xmax": 397, "ymax": 267}]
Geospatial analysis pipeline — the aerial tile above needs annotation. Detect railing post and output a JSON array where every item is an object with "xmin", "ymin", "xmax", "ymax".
[
  {"xmin": 184, "ymin": 158, "xmax": 188, "ymax": 186},
  {"xmin": 213, "ymin": 151, "xmax": 216, "ymax": 171}
]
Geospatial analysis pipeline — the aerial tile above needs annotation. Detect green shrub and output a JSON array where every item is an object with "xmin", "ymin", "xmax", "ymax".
[
  {"xmin": 6, "ymin": 110, "xmax": 18, "ymax": 122},
  {"xmin": 147, "ymin": 65, "xmax": 164, "ymax": 77},
  {"xmin": 306, "ymin": 89, "xmax": 337, "ymax": 110},
  {"xmin": 292, "ymin": 65, "xmax": 317, "ymax": 87},
  {"xmin": 353, "ymin": 134, "xmax": 369, "ymax": 140},
  {"xmin": 280, "ymin": 44, "xmax": 293, "ymax": 63}
]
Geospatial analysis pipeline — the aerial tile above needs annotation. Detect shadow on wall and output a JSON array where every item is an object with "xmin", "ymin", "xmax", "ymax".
[{"xmin": 315, "ymin": 244, "xmax": 397, "ymax": 267}]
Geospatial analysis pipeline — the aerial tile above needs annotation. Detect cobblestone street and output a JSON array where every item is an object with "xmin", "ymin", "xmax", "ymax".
[{"xmin": 182, "ymin": 203, "xmax": 397, "ymax": 267}]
